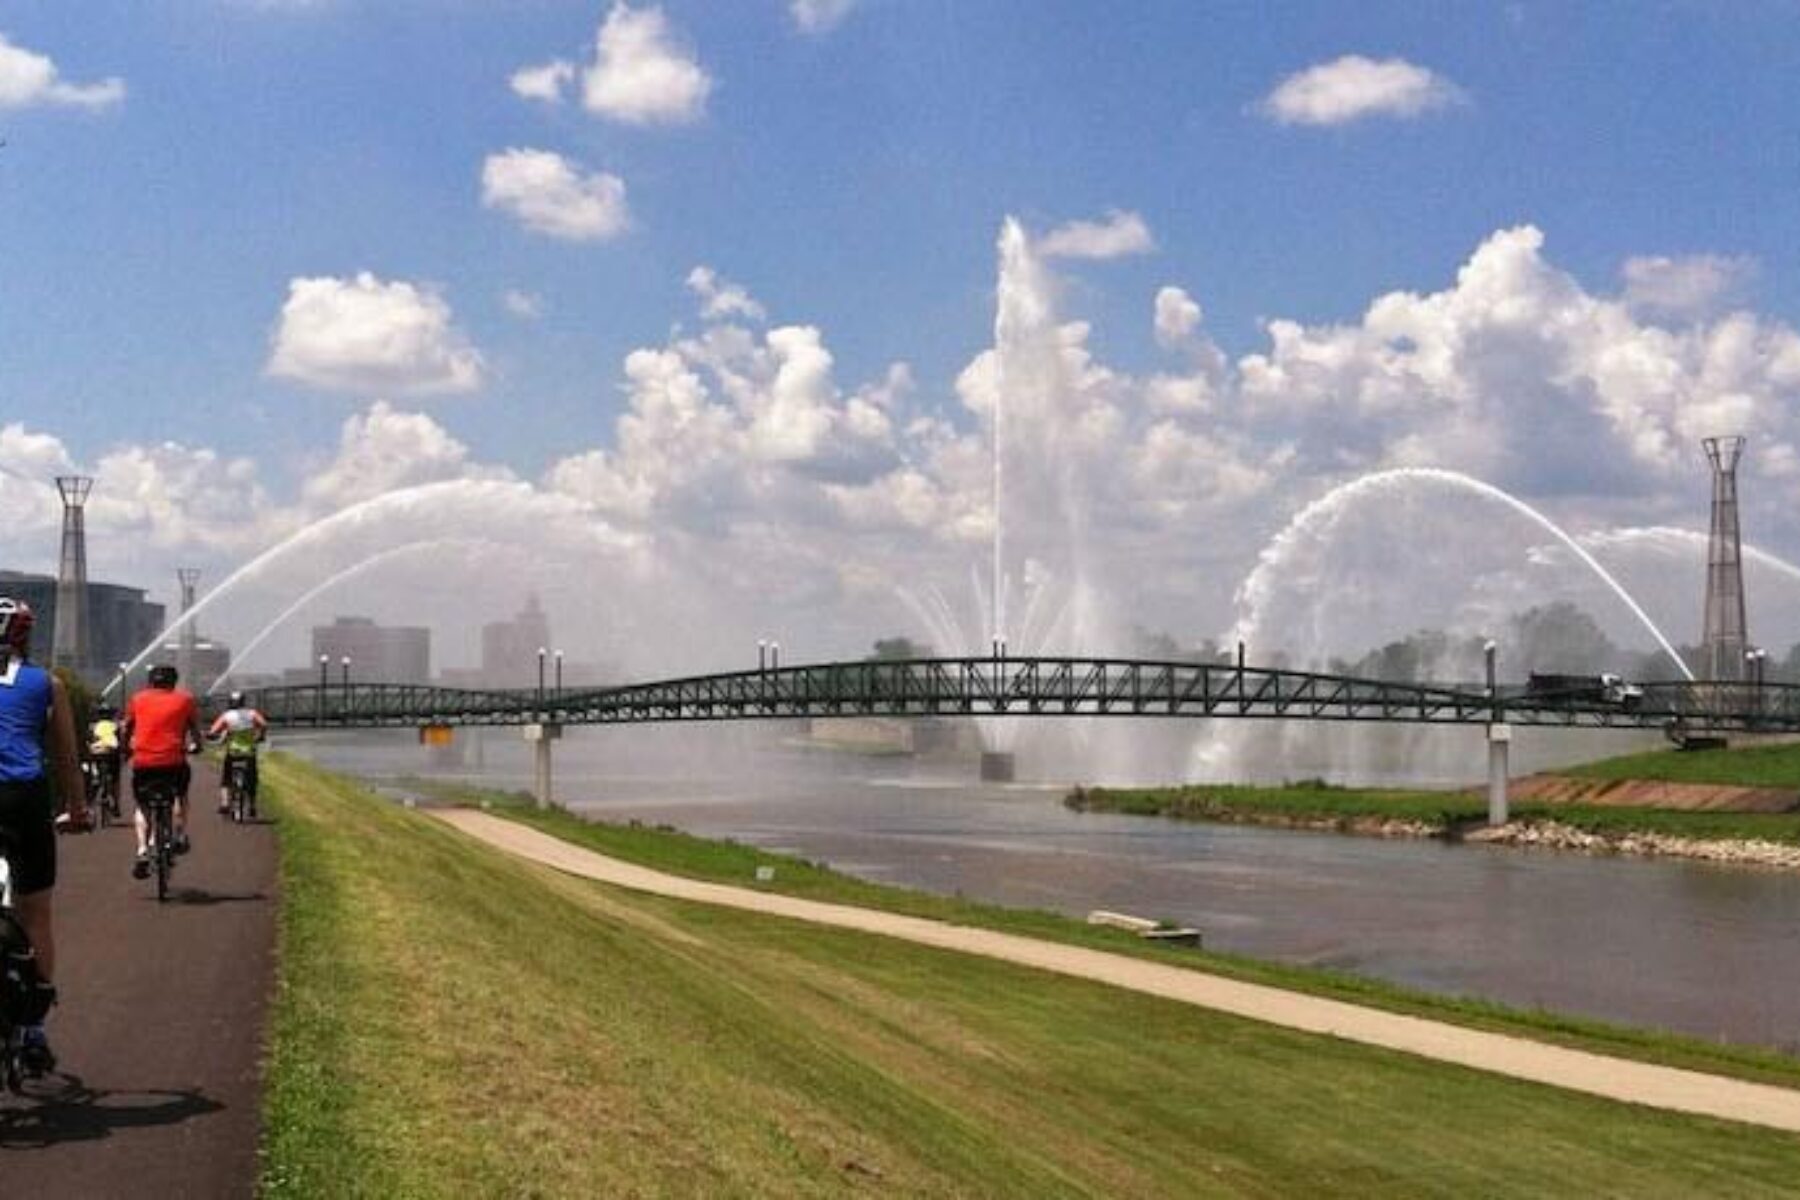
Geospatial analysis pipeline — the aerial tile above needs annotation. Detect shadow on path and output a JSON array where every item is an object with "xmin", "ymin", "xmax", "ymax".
[
  {"xmin": 0, "ymin": 1073, "xmax": 223, "ymax": 1149},
  {"xmin": 168, "ymin": 888, "xmax": 268, "ymax": 907}
]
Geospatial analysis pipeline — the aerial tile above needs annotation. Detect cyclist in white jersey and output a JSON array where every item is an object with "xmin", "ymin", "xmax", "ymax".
[{"xmin": 207, "ymin": 693, "xmax": 267, "ymax": 816}]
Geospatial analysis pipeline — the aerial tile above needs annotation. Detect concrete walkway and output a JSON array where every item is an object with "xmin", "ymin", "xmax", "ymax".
[
  {"xmin": 6, "ymin": 761, "xmax": 278, "ymax": 1197},
  {"xmin": 437, "ymin": 808, "xmax": 1800, "ymax": 1136}
]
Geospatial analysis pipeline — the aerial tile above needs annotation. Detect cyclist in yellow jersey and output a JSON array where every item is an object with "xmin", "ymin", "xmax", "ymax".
[
  {"xmin": 85, "ymin": 704, "xmax": 123, "ymax": 821},
  {"xmin": 206, "ymin": 692, "xmax": 267, "ymax": 817}
]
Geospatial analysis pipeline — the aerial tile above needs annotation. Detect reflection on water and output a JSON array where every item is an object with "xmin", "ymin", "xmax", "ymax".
[{"xmin": 295, "ymin": 725, "xmax": 1800, "ymax": 1052}]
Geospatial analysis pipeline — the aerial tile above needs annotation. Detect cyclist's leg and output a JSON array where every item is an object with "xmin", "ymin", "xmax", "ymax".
[
  {"xmin": 130, "ymin": 766, "xmax": 158, "ymax": 868},
  {"xmin": 173, "ymin": 762, "xmax": 192, "ymax": 850},
  {"xmin": 0, "ymin": 780, "xmax": 56, "ymax": 983},
  {"xmin": 245, "ymin": 756, "xmax": 259, "ymax": 812}
]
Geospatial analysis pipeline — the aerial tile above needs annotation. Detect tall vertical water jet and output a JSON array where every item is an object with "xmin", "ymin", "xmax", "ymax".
[{"xmin": 896, "ymin": 218, "xmax": 1134, "ymax": 778}]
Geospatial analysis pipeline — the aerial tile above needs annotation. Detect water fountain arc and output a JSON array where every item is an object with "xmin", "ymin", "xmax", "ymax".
[
  {"xmin": 103, "ymin": 479, "xmax": 625, "ymax": 698},
  {"xmin": 1229, "ymin": 467, "xmax": 1697, "ymax": 682},
  {"xmin": 205, "ymin": 537, "xmax": 508, "ymax": 696}
]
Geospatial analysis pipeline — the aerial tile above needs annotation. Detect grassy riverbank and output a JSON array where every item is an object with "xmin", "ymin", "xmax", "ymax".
[
  {"xmin": 404, "ymin": 778, "xmax": 1800, "ymax": 1088},
  {"xmin": 1066, "ymin": 780, "xmax": 1800, "ymax": 846},
  {"xmin": 1567, "ymin": 739, "xmax": 1800, "ymax": 788},
  {"xmin": 261, "ymin": 757, "xmax": 1800, "ymax": 1194}
]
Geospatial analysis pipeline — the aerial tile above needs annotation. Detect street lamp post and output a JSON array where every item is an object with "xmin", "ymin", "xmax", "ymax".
[
  {"xmin": 554, "ymin": 649, "xmax": 564, "ymax": 698},
  {"xmin": 317, "ymin": 654, "xmax": 329, "ymax": 722},
  {"xmin": 340, "ymin": 655, "xmax": 351, "ymax": 690},
  {"xmin": 1747, "ymin": 647, "xmax": 1768, "ymax": 721},
  {"xmin": 537, "ymin": 647, "xmax": 547, "ymax": 705}
]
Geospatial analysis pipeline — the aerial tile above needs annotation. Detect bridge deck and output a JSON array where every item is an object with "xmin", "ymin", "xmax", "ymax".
[{"xmin": 231, "ymin": 657, "xmax": 1800, "ymax": 736}]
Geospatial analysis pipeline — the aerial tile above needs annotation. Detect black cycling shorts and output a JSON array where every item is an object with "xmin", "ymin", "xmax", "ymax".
[
  {"xmin": 132, "ymin": 763, "xmax": 192, "ymax": 809},
  {"xmin": 0, "ymin": 777, "xmax": 57, "ymax": 896}
]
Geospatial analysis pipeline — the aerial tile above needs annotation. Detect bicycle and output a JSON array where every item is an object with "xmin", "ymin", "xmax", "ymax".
[
  {"xmin": 135, "ymin": 774, "xmax": 180, "ymax": 903},
  {"xmin": 0, "ymin": 832, "xmax": 53, "ymax": 1091},
  {"xmin": 222, "ymin": 756, "xmax": 255, "ymax": 824},
  {"xmin": 83, "ymin": 755, "xmax": 122, "ymax": 828}
]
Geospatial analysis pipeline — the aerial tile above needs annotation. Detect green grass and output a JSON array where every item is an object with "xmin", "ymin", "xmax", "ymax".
[
  {"xmin": 1068, "ymin": 781, "xmax": 1487, "ymax": 828},
  {"xmin": 1568, "ymin": 740, "xmax": 1800, "ymax": 788},
  {"xmin": 262, "ymin": 755, "xmax": 1800, "ymax": 1196},
  {"xmin": 1070, "ymin": 780, "xmax": 1800, "ymax": 846},
  {"xmin": 406, "ymin": 777, "xmax": 1800, "ymax": 1091}
]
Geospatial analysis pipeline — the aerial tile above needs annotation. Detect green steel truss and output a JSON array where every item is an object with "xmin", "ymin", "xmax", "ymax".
[{"xmin": 234, "ymin": 657, "xmax": 1800, "ymax": 735}]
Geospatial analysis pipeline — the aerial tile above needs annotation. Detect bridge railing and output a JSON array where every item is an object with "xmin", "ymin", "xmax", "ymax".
[{"xmin": 231, "ymin": 659, "xmax": 1800, "ymax": 734}]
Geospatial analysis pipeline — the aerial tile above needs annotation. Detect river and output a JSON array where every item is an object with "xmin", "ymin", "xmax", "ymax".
[{"xmin": 292, "ymin": 724, "xmax": 1800, "ymax": 1053}]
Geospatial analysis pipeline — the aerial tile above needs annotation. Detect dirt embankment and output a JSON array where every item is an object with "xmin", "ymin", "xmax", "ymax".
[{"xmin": 1510, "ymin": 774, "xmax": 1800, "ymax": 813}]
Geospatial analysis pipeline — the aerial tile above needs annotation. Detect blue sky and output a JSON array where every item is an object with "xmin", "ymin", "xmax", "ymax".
[{"xmin": 5, "ymin": 1, "xmax": 1800, "ymax": 672}]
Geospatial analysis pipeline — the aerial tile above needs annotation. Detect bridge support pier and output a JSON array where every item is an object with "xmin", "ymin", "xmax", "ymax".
[
  {"xmin": 524, "ymin": 722, "xmax": 562, "ymax": 809},
  {"xmin": 1486, "ymin": 723, "xmax": 1511, "ymax": 827},
  {"xmin": 980, "ymin": 751, "xmax": 1015, "ymax": 783}
]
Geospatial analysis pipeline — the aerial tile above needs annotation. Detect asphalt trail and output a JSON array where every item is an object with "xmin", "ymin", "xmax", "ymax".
[{"xmin": 2, "ymin": 761, "xmax": 277, "ymax": 1198}]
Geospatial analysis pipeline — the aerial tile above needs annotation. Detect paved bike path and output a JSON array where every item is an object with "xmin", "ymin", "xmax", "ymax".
[
  {"xmin": 2, "ymin": 761, "xmax": 278, "ymax": 1198},
  {"xmin": 438, "ymin": 808, "xmax": 1800, "ymax": 1136}
]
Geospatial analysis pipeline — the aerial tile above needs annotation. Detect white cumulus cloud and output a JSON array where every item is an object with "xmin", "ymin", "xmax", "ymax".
[
  {"xmin": 303, "ymin": 402, "xmax": 514, "ymax": 511},
  {"xmin": 510, "ymin": 59, "xmax": 575, "ymax": 103},
  {"xmin": 482, "ymin": 148, "xmax": 630, "ymax": 242},
  {"xmin": 1154, "ymin": 286, "xmax": 1203, "ymax": 348},
  {"xmin": 1038, "ymin": 210, "xmax": 1154, "ymax": 260},
  {"xmin": 687, "ymin": 266, "xmax": 765, "ymax": 321},
  {"xmin": 0, "ymin": 32, "xmax": 124, "ymax": 109},
  {"xmin": 581, "ymin": 3, "xmax": 711, "ymax": 125},
  {"xmin": 267, "ymin": 273, "xmax": 486, "ymax": 396},
  {"xmin": 1622, "ymin": 254, "xmax": 1756, "ymax": 319},
  {"xmin": 1260, "ymin": 55, "xmax": 1462, "ymax": 126}
]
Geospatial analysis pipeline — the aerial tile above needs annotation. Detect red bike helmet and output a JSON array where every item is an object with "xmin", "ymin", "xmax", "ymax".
[{"xmin": 0, "ymin": 597, "xmax": 34, "ymax": 654}]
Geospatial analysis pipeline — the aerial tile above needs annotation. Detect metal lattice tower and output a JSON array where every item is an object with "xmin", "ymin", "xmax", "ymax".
[
  {"xmin": 51, "ymin": 476, "xmax": 94, "ymax": 673},
  {"xmin": 177, "ymin": 568, "xmax": 201, "ymax": 685},
  {"xmin": 1702, "ymin": 436, "xmax": 1749, "ymax": 682}
]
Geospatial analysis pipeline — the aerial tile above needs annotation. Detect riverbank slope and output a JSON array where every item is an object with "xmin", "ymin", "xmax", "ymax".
[
  {"xmin": 261, "ymin": 756, "xmax": 1800, "ymax": 1194},
  {"xmin": 1067, "ymin": 741, "xmax": 1800, "ymax": 870}
]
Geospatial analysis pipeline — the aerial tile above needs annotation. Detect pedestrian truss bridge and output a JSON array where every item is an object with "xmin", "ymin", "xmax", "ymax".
[{"xmin": 234, "ymin": 656, "xmax": 1800, "ymax": 736}]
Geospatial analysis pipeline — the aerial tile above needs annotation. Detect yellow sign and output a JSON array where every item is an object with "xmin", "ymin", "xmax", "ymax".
[{"xmin": 418, "ymin": 724, "xmax": 454, "ymax": 747}]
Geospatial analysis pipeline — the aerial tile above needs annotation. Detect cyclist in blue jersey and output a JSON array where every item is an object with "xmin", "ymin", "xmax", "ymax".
[{"xmin": 0, "ymin": 597, "xmax": 85, "ymax": 1074}]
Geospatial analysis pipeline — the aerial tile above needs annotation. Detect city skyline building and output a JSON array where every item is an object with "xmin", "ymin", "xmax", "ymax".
[
  {"xmin": 307, "ymin": 615, "xmax": 432, "ymax": 686},
  {"xmin": 0, "ymin": 569, "xmax": 164, "ymax": 685},
  {"xmin": 478, "ymin": 594, "xmax": 551, "ymax": 689}
]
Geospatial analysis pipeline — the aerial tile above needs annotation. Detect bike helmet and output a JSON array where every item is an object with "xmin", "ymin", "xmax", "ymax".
[
  {"xmin": 228, "ymin": 691, "xmax": 245, "ymax": 707},
  {"xmin": 0, "ymin": 598, "xmax": 34, "ymax": 654},
  {"xmin": 94, "ymin": 703, "xmax": 116, "ymax": 719},
  {"xmin": 147, "ymin": 663, "xmax": 179, "ymax": 689}
]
